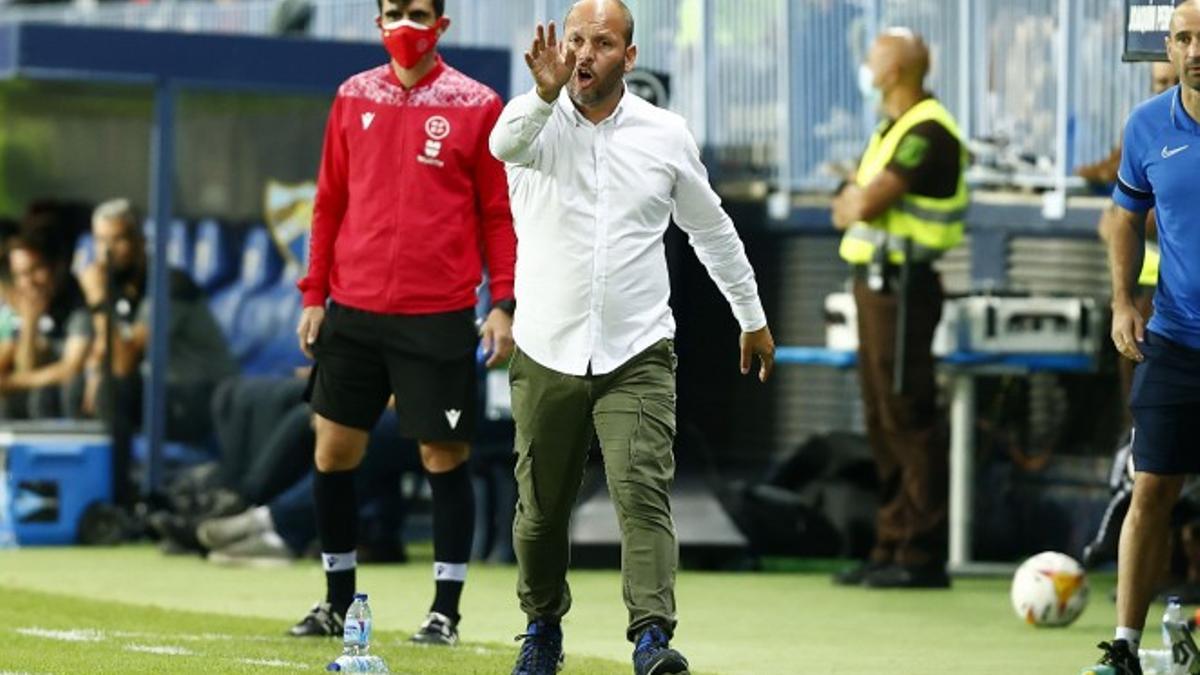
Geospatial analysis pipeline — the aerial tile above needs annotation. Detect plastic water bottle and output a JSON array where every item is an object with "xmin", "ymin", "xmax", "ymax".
[
  {"xmin": 343, "ymin": 594, "xmax": 372, "ymax": 656},
  {"xmin": 326, "ymin": 655, "xmax": 389, "ymax": 672},
  {"xmin": 1158, "ymin": 596, "xmax": 1200, "ymax": 675},
  {"xmin": 1165, "ymin": 597, "xmax": 1184, "ymax": 650},
  {"xmin": 1141, "ymin": 648, "xmax": 1175, "ymax": 675},
  {"xmin": 326, "ymin": 594, "xmax": 388, "ymax": 673}
]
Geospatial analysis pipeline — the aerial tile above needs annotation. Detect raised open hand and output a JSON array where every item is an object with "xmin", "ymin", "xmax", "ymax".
[{"xmin": 525, "ymin": 21, "xmax": 575, "ymax": 103}]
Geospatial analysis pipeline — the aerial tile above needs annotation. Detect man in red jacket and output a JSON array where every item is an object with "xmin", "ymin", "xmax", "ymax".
[{"xmin": 290, "ymin": 0, "xmax": 516, "ymax": 646}]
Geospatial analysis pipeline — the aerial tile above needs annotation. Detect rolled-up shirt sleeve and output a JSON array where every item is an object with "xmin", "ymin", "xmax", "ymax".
[
  {"xmin": 489, "ymin": 88, "xmax": 555, "ymax": 167},
  {"xmin": 670, "ymin": 123, "xmax": 767, "ymax": 333}
]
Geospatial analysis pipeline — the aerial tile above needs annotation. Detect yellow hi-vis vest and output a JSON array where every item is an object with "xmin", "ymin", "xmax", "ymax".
[
  {"xmin": 1138, "ymin": 242, "xmax": 1160, "ymax": 287},
  {"xmin": 838, "ymin": 98, "xmax": 969, "ymax": 264}
]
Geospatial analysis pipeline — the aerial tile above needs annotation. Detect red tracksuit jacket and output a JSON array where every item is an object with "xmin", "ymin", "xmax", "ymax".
[{"xmin": 298, "ymin": 57, "xmax": 515, "ymax": 314}]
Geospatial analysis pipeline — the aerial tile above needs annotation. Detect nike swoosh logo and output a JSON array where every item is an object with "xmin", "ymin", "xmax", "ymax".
[{"xmin": 1162, "ymin": 144, "xmax": 1189, "ymax": 159}]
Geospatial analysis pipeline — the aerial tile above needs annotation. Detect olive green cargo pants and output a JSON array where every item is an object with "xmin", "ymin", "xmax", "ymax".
[{"xmin": 510, "ymin": 339, "xmax": 678, "ymax": 640}]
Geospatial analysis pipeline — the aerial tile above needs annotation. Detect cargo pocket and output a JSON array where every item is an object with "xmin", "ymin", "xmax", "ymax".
[
  {"xmin": 514, "ymin": 437, "xmax": 542, "ymax": 517},
  {"xmin": 629, "ymin": 394, "xmax": 677, "ymax": 487}
]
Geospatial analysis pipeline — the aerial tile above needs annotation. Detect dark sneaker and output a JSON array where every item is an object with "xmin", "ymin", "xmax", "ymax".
[
  {"xmin": 863, "ymin": 562, "xmax": 951, "ymax": 589},
  {"xmin": 410, "ymin": 611, "xmax": 458, "ymax": 646},
  {"xmin": 1081, "ymin": 640, "xmax": 1143, "ymax": 675},
  {"xmin": 511, "ymin": 619, "xmax": 564, "ymax": 675},
  {"xmin": 832, "ymin": 560, "xmax": 888, "ymax": 586},
  {"xmin": 287, "ymin": 601, "xmax": 344, "ymax": 637},
  {"xmin": 632, "ymin": 624, "xmax": 689, "ymax": 675},
  {"xmin": 147, "ymin": 511, "xmax": 205, "ymax": 555}
]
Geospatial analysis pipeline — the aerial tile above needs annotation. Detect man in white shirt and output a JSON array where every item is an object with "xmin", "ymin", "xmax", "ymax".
[{"xmin": 490, "ymin": 2, "xmax": 775, "ymax": 674}]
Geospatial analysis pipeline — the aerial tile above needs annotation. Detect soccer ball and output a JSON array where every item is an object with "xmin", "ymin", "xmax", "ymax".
[{"xmin": 1011, "ymin": 551, "xmax": 1089, "ymax": 627}]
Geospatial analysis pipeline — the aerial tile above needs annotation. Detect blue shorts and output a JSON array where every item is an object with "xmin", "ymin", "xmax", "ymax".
[{"xmin": 1131, "ymin": 331, "xmax": 1200, "ymax": 474}]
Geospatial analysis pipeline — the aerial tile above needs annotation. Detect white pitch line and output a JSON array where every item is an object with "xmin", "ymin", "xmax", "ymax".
[
  {"xmin": 124, "ymin": 644, "xmax": 193, "ymax": 656},
  {"xmin": 15, "ymin": 627, "xmax": 103, "ymax": 642},
  {"xmin": 107, "ymin": 629, "xmax": 292, "ymax": 644},
  {"xmin": 236, "ymin": 658, "xmax": 310, "ymax": 669}
]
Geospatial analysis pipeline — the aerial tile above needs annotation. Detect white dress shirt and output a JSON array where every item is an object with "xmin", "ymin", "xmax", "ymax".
[{"xmin": 489, "ymin": 85, "xmax": 767, "ymax": 376}]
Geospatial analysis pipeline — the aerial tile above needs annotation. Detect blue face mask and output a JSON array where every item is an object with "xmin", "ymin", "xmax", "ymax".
[{"xmin": 858, "ymin": 64, "xmax": 881, "ymax": 109}]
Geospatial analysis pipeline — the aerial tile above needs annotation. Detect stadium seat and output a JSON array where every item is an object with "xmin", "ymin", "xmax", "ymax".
[
  {"xmin": 232, "ymin": 227, "xmax": 311, "ymax": 374},
  {"xmin": 166, "ymin": 219, "xmax": 192, "ymax": 273},
  {"xmin": 208, "ymin": 226, "xmax": 284, "ymax": 361},
  {"xmin": 234, "ymin": 276, "xmax": 308, "ymax": 375},
  {"xmin": 191, "ymin": 219, "xmax": 238, "ymax": 293}
]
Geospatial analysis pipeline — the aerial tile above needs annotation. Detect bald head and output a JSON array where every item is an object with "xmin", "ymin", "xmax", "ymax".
[
  {"xmin": 1168, "ymin": 0, "xmax": 1200, "ymax": 91},
  {"xmin": 565, "ymin": 0, "xmax": 634, "ymax": 48},
  {"xmin": 874, "ymin": 28, "xmax": 930, "ymax": 86},
  {"xmin": 1171, "ymin": 0, "xmax": 1200, "ymax": 32}
]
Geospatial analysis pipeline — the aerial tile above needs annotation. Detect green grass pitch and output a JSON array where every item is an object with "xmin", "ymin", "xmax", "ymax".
[{"xmin": 0, "ymin": 546, "xmax": 1132, "ymax": 673}]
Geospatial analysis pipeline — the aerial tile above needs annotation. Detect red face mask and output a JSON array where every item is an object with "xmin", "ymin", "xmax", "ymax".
[{"xmin": 379, "ymin": 18, "xmax": 449, "ymax": 69}]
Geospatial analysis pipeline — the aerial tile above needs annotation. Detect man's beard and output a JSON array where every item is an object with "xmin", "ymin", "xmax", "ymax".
[{"xmin": 570, "ymin": 70, "xmax": 621, "ymax": 107}]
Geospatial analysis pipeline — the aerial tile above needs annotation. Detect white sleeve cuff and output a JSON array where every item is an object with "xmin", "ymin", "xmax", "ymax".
[
  {"xmin": 526, "ymin": 86, "xmax": 556, "ymax": 117},
  {"xmin": 732, "ymin": 299, "xmax": 768, "ymax": 333}
]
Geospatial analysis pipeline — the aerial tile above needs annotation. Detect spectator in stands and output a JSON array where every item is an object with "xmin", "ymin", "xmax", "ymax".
[
  {"xmin": 195, "ymin": 399, "xmax": 418, "ymax": 567},
  {"xmin": 0, "ymin": 224, "xmax": 92, "ymax": 419},
  {"xmin": 80, "ymin": 198, "xmax": 237, "ymax": 501},
  {"xmin": 289, "ymin": 0, "xmax": 517, "ymax": 646},
  {"xmin": 147, "ymin": 375, "xmax": 414, "ymax": 567}
]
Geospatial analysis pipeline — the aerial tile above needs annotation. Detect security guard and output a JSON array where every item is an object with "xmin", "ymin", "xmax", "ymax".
[{"xmin": 830, "ymin": 28, "xmax": 967, "ymax": 589}]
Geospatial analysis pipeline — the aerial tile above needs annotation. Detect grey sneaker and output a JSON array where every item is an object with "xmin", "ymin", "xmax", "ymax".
[
  {"xmin": 196, "ymin": 506, "xmax": 272, "ymax": 550},
  {"xmin": 207, "ymin": 530, "xmax": 293, "ymax": 567},
  {"xmin": 409, "ymin": 611, "xmax": 459, "ymax": 646},
  {"xmin": 288, "ymin": 601, "xmax": 344, "ymax": 637}
]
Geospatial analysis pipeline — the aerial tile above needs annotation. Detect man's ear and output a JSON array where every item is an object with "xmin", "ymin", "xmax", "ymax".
[{"xmin": 624, "ymin": 44, "xmax": 638, "ymax": 73}]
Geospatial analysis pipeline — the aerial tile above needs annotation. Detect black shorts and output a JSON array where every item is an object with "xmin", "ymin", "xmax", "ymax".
[
  {"xmin": 1130, "ymin": 331, "xmax": 1200, "ymax": 474},
  {"xmin": 306, "ymin": 302, "xmax": 478, "ymax": 442}
]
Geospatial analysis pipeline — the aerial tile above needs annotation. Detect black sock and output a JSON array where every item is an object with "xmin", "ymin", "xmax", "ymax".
[
  {"xmin": 427, "ymin": 462, "xmax": 474, "ymax": 623},
  {"xmin": 314, "ymin": 468, "xmax": 357, "ymax": 616}
]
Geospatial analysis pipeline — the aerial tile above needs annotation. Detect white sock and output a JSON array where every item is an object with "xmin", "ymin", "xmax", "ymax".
[
  {"xmin": 323, "ymin": 551, "xmax": 357, "ymax": 573},
  {"xmin": 434, "ymin": 562, "xmax": 468, "ymax": 582},
  {"xmin": 1115, "ymin": 626, "xmax": 1142, "ymax": 650}
]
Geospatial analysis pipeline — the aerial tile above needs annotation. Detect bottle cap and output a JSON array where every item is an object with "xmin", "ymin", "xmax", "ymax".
[
  {"xmin": 1168, "ymin": 595, "xmax": 1182, "ymax": 605},
  {"xmin": 355, "ymin": 593, "xmax": 368, "ymax": 600}
]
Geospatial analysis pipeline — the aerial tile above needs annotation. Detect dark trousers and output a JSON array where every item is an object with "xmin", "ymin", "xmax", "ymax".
[
  {"xmin": 211, "ymin": 377, "xmax": 311, "ymax": 503},
  {"xmin": 853, "ymin": 271, "xmax": 947, "ymax": 566}
]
